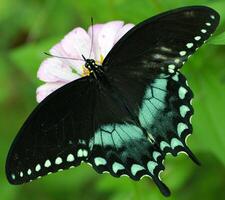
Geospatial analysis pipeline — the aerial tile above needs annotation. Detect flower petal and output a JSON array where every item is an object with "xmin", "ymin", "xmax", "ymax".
[
  {"xmin": 36, "ymin": 82, "xmax": 66, "ymax": 103},
  {"xmin": 88, "ymin": 24, "xmax": 104, "ymax": 61},
  {"xmin": 37, "ymin": 58, "xmax": 80, "ymax": 82},
  {"xmin": 97, "ymin": 21, "xmax": 124, "ymax": 58},
  {"xmin": 114, "ymin": 23, "xmax": 135, "ymax": 44},
  {"xmin": 50, "ymin": 43, "xmax": 84, "ymax": 75},
  {"xmin": 49, "ymin": 28, "xmax": 92, "ymax": 75}
]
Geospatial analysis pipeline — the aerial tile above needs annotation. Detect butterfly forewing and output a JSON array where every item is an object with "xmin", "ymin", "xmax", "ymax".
[
  {"xmin": 103, "ymin": 6, "xmax": 219, "ymax": 72},
  {"xmin": 6, "ymin": 77, "xmax": 97, "ymax": 184}
]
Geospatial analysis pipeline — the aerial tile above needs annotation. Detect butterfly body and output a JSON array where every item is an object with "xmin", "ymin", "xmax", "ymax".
[{"xmin": 6, "ymin": 6, "xmax": 220, "ymax": 197}]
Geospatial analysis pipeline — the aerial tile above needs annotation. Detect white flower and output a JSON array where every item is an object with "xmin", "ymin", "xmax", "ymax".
[{"xmin": 36, "ymin": 21, "xmax": 134, "ymax": 102}]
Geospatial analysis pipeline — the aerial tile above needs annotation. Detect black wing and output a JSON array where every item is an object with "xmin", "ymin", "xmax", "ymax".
[
  {"xmin": 91, "ymin": 6, "xmax": 219, "ymax": 195},
  {"xmin": 103, "ymin": 6, "xmax": 219, "ymax": 70},
  {"xmin": 101, "ymin": 6, "xmax": 220, "ymax": 159},
  {"xmin": 6, "ymin": 77, "xmax": 98, "ymax": 184}
]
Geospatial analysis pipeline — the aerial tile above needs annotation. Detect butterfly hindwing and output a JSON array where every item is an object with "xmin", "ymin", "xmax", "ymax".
[{"xmin": 85, "ymin": 80, "xmax": 170, "ymax": 195}]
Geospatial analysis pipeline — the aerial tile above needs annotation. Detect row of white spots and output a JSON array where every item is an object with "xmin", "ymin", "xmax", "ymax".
[
  {"xmin": 94, "ymin": 155, "xmax": 160, "ymax": 177},
  {"xmin": 159, "ymin": 138, "xmax": 184, "ymax": 151},
  {"xmin": 168, "ymin": 64, "xmax": 176, "ymax": 73},
  {"xmin": 168, "ymin": 16, "xmax": 215, "ymax": 74},
  {"xmin": 11, "ymin": 148, "xmax": 88, "ymax": 180},
  {"xmin": 193, "ymin": 18, "xmax": 214, "ymax": 45}
]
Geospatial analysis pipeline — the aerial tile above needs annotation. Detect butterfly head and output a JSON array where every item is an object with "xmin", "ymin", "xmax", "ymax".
[
  {"xmin": 85, "ymin": 59, "xmax": 96, "ymax": 71},
  {"xmin": 83, "ymin": 57, "xmax": 104, "ymax": 79}
]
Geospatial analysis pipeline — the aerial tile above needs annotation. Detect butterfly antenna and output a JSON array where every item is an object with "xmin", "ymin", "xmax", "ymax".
[
  {"xmin": 88, "ymin": 17, "xmax": 94, "ymax": 58},
  {"xmin": 44, "ymin": 52, "xmax": 84, "ymax": 61},
  {"xmin": 82, "ymin": 54, "xmax": 87, "ymax": 61}
]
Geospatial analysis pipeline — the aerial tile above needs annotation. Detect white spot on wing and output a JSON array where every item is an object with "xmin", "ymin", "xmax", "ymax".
[
  {"xmin": 174, "ymin": 58, "xmax": 180, "ymax": 64},
  {"xmin": 11, "ymin": 174, "xmax": 15, "ymax": 180},
  {"xmin": 153, "ymin": 151, "xmax": 161, "ymax": 161},
  {"xmin": 83, "ymin": 149, "xmax": 88, "ymax": 157},
  {"xmin": 27, "ymin": 169, "xmax": 32, "ymax": 175},
  {"xmin": 194, "ymin": 36, "xmax": 201, "ymax": 41},
  {"xmin": 172, "ymin": 73, "xmax": 179, "ymax": 81},
  {"xmin": 178, "ymin": 87, "xmax": 188, "ymax": 99},
  {"xmin": 177, "ymin": 122, "xmax": 188, "ymax": 137},
  {"xmin": 180, "ymin": 105, "xmax": 190, "ymax": 118},
  {"xmin": 35, "ymin": 164, "xmax": 41, "ymax": 172},
  {"xmin": 179, "ymin": 51, "xmax": 186, "ymax": 56},
  {"xmin": 67, "ymin": 154, "xmax": 75, "ymax": 162},
  {"xmin": 44, "ymin": 160, "xmax": 51, "ymax": 168},
  {"xmin": 201, "ymin": 29, "xmax": 207, "ymax": 33},
  {"xmin": 94, "ymin": 157, "xmax": 107, "ymax": 166},
  {"xmin": 160, "ymin": 141, "xmax": 170, "ymax": 150},
  {"xmin": 147, "ymin": 161, "xmax": 157, "ymax": 174},
  {"xmin": 171, "ymin": 138, "xmax": 184, "ymax": 149},
  {"xmin": 131, "ymin": 164, "xmax": 145, "ymax": 176},
  {"xmin": 112, "ymin": 162, "xmax": 125, "ymax": 173},
  {"xmin": 206, "ymin": 22, "xmax": 211, "ymax": 26},
  {"xmin": 186, "ymin": 43, "xmax": 193, "ymax": 48},
  {"xmin": 55, "ymin": 157, "xmax": 63, "ymax": 165},
  {"xmin": 77, "ymin": 149, "xmax": 83, "ymax": 157}
]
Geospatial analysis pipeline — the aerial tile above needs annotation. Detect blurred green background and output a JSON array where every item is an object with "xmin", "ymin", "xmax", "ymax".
[{"xmin": 1, "ymin": 0, "xmax": 225, "ymax": 199}]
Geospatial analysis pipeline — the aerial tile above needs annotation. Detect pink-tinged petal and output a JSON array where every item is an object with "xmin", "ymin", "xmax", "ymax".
[
  {"xmin": 36, "ymin": 82, "xmax": 66, "ymax": 103},
  {"xmin": 114, "ymin": 23, "xmax": 135, "ymax": 44},
  {"xmin": 37, "ymin": 58, "xmax": 81, "ymax": 82},
  {"xmin": 97, "ymin": 21, "xmax": 124, "ymax": 58},
  {"xmin": 88, "ymin": 24, "xmax": 104, "ymax": 61},
  {"xmin": 59, "ymin": 27, "xmax": 91, "ymax": 74},
  {"xmin": 50, "ymin": 43, "xmax": 65, "ymax": 57},
  {"xmin": 62, "ymin": 27, "xmax": 91, "ymax": 58},
  {"xmin": 50, "ymin": 43, "xmax": 84, "ymax": 75}
]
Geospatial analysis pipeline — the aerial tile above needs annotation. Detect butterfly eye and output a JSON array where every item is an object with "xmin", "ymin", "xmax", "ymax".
[{"xmin": 85, "ymin": 62, "xmax": 89, "ymax": 68}]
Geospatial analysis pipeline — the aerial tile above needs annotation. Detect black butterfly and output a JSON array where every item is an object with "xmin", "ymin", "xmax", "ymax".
[{"xmin": 6, "ymin": 6, "xmax": 220, "ymax": 196}]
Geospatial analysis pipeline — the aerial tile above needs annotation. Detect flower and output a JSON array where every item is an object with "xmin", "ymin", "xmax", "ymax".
[{"xmin": 36, "ymin": 21, "xmax": 134, "ymax": 102}]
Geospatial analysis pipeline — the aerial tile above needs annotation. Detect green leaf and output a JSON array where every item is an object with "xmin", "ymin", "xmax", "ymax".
[
  {"xmin": 183, "ymin": 46, "xmax": 225, "ymax": 166},
  {"xmin": 9, "ymin": 37, "xmax": 61, "ymax": 86},
  {"xmin": 208, "ymin": 32, "xmax": 225, "ymax": 45}
]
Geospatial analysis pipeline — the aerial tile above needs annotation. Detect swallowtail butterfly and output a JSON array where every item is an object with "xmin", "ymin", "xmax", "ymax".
[{"xmin": 6, "ymin": 6, "xmax": 220, "ymax": 196}]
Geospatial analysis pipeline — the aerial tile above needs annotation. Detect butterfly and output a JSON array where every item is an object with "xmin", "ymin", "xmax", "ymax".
[{"xmin": 6, "ymin": 6, "xmax": 220, "ymax": 196}]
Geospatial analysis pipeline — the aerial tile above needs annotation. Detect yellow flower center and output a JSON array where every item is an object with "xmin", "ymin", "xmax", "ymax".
[{"xmin": 82, "ymin": 66, "xmax": 90, "ymax": 76}]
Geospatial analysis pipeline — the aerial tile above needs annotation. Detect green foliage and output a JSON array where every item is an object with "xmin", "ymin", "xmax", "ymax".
[
  {"xmin": 209, "ymin": 32, "xmax": 225, "ymax": 45},
  {"xmin": 0, "ymin": 0, "xmax": 225, "ymax": 200}
]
